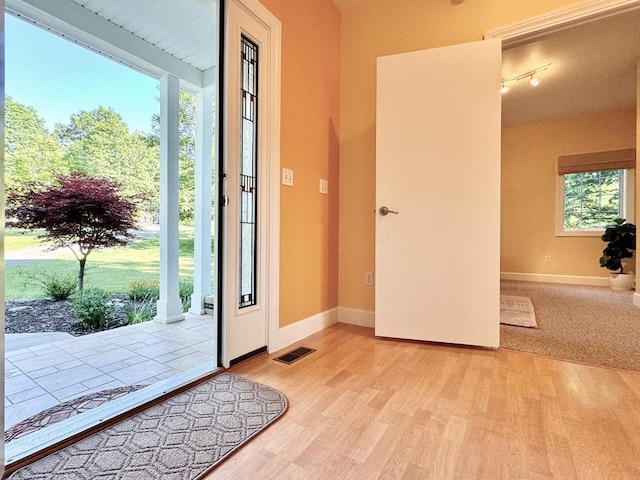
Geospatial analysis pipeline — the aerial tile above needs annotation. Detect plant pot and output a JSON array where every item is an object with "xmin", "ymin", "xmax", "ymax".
[{"xmin": 609, "ymin": 272, "xmax": 635, "ymax": 291}]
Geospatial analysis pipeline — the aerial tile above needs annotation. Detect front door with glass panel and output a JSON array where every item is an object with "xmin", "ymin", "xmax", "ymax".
[{"xmin": 224, "ymin": 0, "xmax": 271, "ymax": 365}]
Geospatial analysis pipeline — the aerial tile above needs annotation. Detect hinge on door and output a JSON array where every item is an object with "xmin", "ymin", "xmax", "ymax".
[{"xmin": 223, "ymin": 195, "xmax": 229, "ymax": 207}]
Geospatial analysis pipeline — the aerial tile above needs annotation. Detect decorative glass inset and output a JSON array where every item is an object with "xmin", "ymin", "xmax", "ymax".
[{"xmin": 239, "ymin": 36, "xmax": 258, "ymax": 308}]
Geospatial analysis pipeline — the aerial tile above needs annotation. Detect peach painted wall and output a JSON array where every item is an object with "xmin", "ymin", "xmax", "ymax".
[
  {"xmin": 339, "ymin": 0, "xmax": 615, "ymax": 311},
  {"xmin": 259, "ymin": 0, "xmax": 341, "ymax": 327},
  {"xmin": 501, "ymin": 108, "xmax": 636, "ymax": 278}
]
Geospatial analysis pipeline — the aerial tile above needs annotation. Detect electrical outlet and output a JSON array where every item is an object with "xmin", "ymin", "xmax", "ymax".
[
  {"xmin": 282, "ymin": 168, "xmax": 294, "ymax": 187},
  {"xmin": 319, "ymin": 179, "xmax": 328, "ymax": 195},
  {"xmin": 545, "ymin": 255, "xmax": 552, "ymax": 263},
  {"xmin": 365, "ymin": 272, "xmax": 374, "ymax": 285}
]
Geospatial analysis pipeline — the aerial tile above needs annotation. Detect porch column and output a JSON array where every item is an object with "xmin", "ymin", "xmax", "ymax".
[
  {"xmin": 189, "ymin": 85, "xmax": 215, "ymax": 314},
  {"xmin": 156, "ymin": 73, "xmax": 185, "ymax": 323}
]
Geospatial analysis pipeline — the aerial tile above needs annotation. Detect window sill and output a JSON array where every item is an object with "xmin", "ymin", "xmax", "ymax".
[{"xmin": 556, "ymin": 229, "xmax": 604, "ymax": 237}]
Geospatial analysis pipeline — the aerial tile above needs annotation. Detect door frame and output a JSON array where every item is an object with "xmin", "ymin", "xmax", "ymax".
[
  {"xmin": 484, "ymin": 0, "xmax": 640, "ymax": 45},
  {"xmin": 221, "ymin": 0, "xmax": 281, "ymax": 367}
]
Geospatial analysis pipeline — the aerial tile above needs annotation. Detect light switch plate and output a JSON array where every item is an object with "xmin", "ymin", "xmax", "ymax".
[
  {"xmin": 319, "ymin": 179, "xmax": 328, "ymax": 195},
  {"xmin": 282, "ymin": 168, "xmax": 294, "ymax": 187}
]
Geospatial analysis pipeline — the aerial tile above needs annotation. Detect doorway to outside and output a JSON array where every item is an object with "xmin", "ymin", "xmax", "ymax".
[{"xmin": 3, "ymin": 1, "xmax": 220, "ymax": 465}]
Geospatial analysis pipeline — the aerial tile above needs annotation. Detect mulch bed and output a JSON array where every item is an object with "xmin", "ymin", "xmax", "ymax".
[{"xmin": 5, "ymin": 296, "xmax": 130, "ymax": 337}]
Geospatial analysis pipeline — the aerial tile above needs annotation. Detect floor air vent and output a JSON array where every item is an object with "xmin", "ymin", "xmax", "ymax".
[{"xmin": 274, "ymin": 346, "xmax": 316, "ymax": 365}]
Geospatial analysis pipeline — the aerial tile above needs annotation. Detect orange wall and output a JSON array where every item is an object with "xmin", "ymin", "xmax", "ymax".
[
  {"xmin": 259, "ymin": 0, "xmax": 341, "ymax": 327},
  {"xmin": 501, "ymin": 108, "xmax": 636, "ymax": 277},
  {"xmin": 339, "ymin": 0, "xmax": 608, "ymax": 311}
]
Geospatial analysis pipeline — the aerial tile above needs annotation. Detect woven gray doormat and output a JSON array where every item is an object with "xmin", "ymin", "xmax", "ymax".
[{"xmin": 9, "ymin": 373, "xmax": 288, "ymax": 479}]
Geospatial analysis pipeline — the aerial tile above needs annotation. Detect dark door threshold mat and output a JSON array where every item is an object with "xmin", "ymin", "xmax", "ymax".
[
  {"xmin": 274, "ymin": 346, "xmax": 316, "ymax": 364},
  {"xmin": 5, "ymin": 385, "xmax": 147, "ymax": 444}
]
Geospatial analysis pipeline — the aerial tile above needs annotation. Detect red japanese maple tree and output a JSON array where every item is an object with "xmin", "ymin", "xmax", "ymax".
[{"xmin": 7, "ymin": 173, "xmax": 139, "ymax": 291}]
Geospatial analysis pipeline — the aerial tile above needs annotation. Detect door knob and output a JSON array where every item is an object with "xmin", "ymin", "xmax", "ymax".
[{"xmin": 378, "ymin": 206, "xmax": 398, "ymax": 216}]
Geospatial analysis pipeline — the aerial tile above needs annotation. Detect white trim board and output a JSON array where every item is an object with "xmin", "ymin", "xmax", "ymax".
[
  {"xmin": 273, "ymin": 308, "xmax": 338, "ymax": 352},
  {"xmin": 501, "ymin": 272, "xmax": 610, "ymax": 287},
  {"xmin": 484, "ymin": 0, "xmax": 640, "ymax": 47},
  {"xmin": 338, "ymin": 307, "xmax": 375, "ymax": 328},
  {"xmin": 272, "ymin": 307, "xmax": 377, "ymax": 353}
]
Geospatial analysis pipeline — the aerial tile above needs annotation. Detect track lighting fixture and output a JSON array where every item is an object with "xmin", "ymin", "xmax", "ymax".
[{"xmin": 501, "ymin": 63, "xmax": 550, "ymax": 94}]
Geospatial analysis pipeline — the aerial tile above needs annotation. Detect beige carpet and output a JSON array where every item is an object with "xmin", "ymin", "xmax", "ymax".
[
  {"xmin": 500, "ymin": 295, "xmax": 537, "ymax": 328},
  {"xmin": 8, "ymin": 373, "xmax": 287, "ymax": 480},
  {"xmin": 500, "ymin": 280, "xmax": 640, "ymax": 371}
]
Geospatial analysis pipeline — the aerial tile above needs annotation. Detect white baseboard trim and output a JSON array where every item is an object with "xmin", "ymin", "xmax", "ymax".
[
  {"xmin": 501, "ymin": 272, "xmax": 610, "ymax": 287},
  {"xmin": 338, "ymin": 307, "xmax": 375, "ymax": 328},
  {"xmin": 273, "ymin": 307, "xmax": 339, "ymax": 352}
]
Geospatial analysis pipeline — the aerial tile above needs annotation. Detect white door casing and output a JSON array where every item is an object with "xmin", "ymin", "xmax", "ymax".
[
  {"xmin": 375, "ymin": 39, "xmax": 502, "ymax": 348},
  {"xmin": 223, "ymin": 0, "xmax": 281, "ymax": 366}
]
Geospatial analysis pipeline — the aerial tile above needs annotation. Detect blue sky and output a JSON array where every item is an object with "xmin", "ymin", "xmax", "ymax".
[{"xmin": 5, "ymin": 14, "xmax": 159, "ymax": 134}]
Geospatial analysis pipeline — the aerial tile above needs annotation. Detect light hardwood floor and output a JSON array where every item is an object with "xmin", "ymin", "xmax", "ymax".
[{"xmin": 205, "ymin": 323, "xmax": 640, "ymax": 479}]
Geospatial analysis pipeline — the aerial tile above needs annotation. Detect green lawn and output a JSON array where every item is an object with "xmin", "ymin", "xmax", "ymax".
[
  {"xmin": 5, "ymin": 229, "xmax": 44, "ymax": 251},
  {"xmin": 5, "ymin": 232, "xmax": 197, "ymax": 300}
]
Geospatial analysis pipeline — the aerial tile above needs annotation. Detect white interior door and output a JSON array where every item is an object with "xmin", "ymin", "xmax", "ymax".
[{"xmin": 375, "ymin": 39, "xmax": 502, "ymax": 348}]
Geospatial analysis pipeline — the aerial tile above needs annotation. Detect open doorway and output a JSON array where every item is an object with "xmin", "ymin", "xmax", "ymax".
[
  {"xmin": 3, "ymin": 1, "xmax": 221, "ymax": 464},
  {"xmin": 491, "ymin": 4, "xmax": 640, "ymax": 368}
]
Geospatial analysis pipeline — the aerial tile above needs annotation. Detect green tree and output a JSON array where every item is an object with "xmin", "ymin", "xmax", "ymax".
[
  {"xmin": 55, "ymin": 107, "xmax": 160, "ymax": 219},
  {"xmin": 563, "ymin": 170, "xmax": 620, "ymax": 229},
  {"xmin": 4, "ymin": 97, "xmax": 66, "ymax": 191},
  {"xmin": 150, "ymin": 90, "xmax": 196, "ymax": 224},
  {"xmin": 7, "ymin": 173, "xmax": 139, "ymax": 291}
]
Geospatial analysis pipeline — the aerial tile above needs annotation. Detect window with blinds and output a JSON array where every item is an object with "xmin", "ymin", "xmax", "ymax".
[{"xmin": 557, "ymin": 148, "xmax": 636, "ymax": 234}]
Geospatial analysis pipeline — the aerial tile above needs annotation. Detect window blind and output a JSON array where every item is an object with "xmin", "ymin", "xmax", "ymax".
[{"xmin": 557, "ymin": 148, "xmax": 636, "ymax": 175}]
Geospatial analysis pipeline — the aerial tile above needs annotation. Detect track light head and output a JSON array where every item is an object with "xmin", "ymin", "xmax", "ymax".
[{"xmin": 501, "ymin": 64, "xmax": 550, "ymax": 92}]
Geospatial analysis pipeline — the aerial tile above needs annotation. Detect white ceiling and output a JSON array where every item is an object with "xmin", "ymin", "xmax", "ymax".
[{"xmin": 502, "ymin": 8, "xmax": 640, "ymax": 127}]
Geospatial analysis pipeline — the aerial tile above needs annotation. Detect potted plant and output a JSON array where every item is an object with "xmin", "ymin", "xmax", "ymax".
[{"xmin": 599, "ymin": 218, "xmax": 636, "ymax": 290}]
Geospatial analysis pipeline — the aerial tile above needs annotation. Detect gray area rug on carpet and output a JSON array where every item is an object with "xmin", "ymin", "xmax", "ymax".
[
  {"xmin": 500, "ymin": 295, "xmax": 537, "ymax": 328},
  {"xmin": 8, "ymin": 373, "xmax": 288, "ymax": 480}
]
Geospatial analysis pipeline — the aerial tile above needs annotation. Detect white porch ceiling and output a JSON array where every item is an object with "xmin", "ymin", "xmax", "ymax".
[
  {"xmin": 67, "ymin": 0, "xmax": 217, "ymax": 72},
  {"xmin": 6, "ymin": 0, "xmax": 218, "ymax": 89}
]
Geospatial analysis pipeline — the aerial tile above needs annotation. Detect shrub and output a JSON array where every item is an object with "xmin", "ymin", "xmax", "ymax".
[
  {"xmin": 40, "ymin": 273, "xmax": 78, "ymax": 301},
  {"xmin": 126, "ymin": 279, "xmax": 159, "ymax": 301},
  {"xmin": 180, "ymin": 278, "xmax": 193, "ymax": 312},
  {"xmin": 123, "ymin": 298, "xmax": 156, "ymax": 324},
  {"xmin": 126, "ymin": 278, "xmax": 192, "ymax": 312},
  {"xmin": 71, "ymin": 288, "xmax": 113, "ymax": 330},
  {"xmin": 16, "ymin": 267, "xmax": 77, "ymax": 301}
]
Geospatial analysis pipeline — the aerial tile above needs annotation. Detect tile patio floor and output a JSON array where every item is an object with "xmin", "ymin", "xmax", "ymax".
[{"xmin": 5, "ymin": 314, "xmax": 216, "ymax": 429}]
